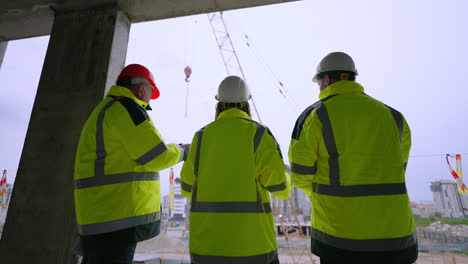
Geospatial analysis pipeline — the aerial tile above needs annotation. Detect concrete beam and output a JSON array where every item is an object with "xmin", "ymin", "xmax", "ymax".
[
  {"xmin": 0, "ymin": 0, "xmax": 298, "ymax": 41},
  {"xmin": 0, "ymin": 5, "xmax": 130, "ymax": 264},
  {"xmin": 0, "ymin": 42, "xmax": 7, "ymax": 68}
]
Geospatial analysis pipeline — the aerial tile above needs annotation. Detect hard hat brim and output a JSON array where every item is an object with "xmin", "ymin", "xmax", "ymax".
[
  {"xmin": 215, "ymin": 94, "xmax": 251, "ymax": 103},
  {"xmin": 312, "ymin": 74, "xmax": 319, "ymax": 83},
  {"xmin": 151, "ymin": 85, "xmax": 160, "ymax": 100}
]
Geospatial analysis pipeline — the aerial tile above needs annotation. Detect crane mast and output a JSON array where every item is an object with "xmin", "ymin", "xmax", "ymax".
[{"xmin": 207, "ymin": 12, "xmax": 262, "ymax": 123}]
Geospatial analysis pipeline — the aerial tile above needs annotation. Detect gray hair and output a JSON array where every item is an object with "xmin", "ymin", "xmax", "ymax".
[{"xmin": 130, "ymin": 76, "xmax": 151, "ymax": 86}]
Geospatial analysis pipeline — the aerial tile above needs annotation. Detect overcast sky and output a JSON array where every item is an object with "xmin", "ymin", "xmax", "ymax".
[{"xmin": 1, "ymin": 0, "xmax": 468, "ymax": 202}]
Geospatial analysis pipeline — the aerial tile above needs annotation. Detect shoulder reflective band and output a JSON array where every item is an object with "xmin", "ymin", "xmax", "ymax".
[
  {"xmin": 312, "ymin": 182, "xmax": 407, "ymax": 197},
  {"xmin": 311, "ymin": 228, "xmax": 416, "ymax": 252},
  {"xmin": 191, "ymin": 201, "xmax": 272, "ymax": 213},
  {"xmin": 291, "ymin": 162, "xmax": 316, "ymax": 175},
  {"xmin": 190, "ymin": 249, "xmax": 278, "ymax": 264},
  {"xmin": 75, "ymin": 172, "xmax": 159, "ymax": 189},
  {"xmin": 95, "ymin": 98, "xmax": 120, "ymax": 177},
  {"xmin": 78, "ymin": 211, "xmax": 161, "ymax": 235},
  {"xmin": 194, "ymin": 129, "xmax": 204, "ymax": 177},
  {"xmin": 291, "ymin": 94, "xmax": 338, "ymax": 140},
  {"xmin": 253, "ymin": 125, "xmax": 265, "ymax": 153},
  {"xmin": 136, "ymin": 142, "xmax": 168, "ymax": 165},
  {"xmin": 316, "ymin": 104, "xmax": 340, "ymax": 186},
  {"xmin": 385, "ymin": 105, "xmax": 403, "ymax": 143}
]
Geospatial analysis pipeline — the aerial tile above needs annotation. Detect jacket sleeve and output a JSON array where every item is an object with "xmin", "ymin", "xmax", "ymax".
[
  {"xmin": 288, "ymin": 110, "xmax": 321, "ymax": 196},
  {"xmin": 180, "ymin": 132, "xmax": 199, "ymax": 199},
  {"xmin": 110, "ymin": 101, "xmax": 184, "ymax": 172},
  {"xmin": 255, "ymin": 127, "xmax": 291, "ymax": 200},
  {"xmin": 401, "ymin": 115, "xmax": 412, "ymax": 171}
]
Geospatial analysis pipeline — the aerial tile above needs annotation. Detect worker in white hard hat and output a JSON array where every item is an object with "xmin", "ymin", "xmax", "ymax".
[
  {"xmin": 289, "ymin": 52, "xmax": 418, "ymax": 264},
  {"xmin": 181, "ymin": 76, "xmax": 291, "ymax": 264}
]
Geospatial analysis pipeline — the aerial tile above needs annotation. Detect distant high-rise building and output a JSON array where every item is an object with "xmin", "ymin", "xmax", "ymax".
[
  {"xmin": 291, "ymin": 187, "xmax": 311, "ymax": 221},
  {"xmin": 460, "ymin": 191, "xmax": 468, "ymax": 217},
  {"xmin": 161, "ymin": 194, "xmax": 170, "ymax": 219},
  {"xmin": 170, "ymin": 177, "xmax": 187, "ymax": 220},
  {"xmin": 430, "ymin": 181, "xmax": 467, "ymax": 218},
  {"xmin": 272, "ymin": 187, "xmax": 311, "ymax": 223}
]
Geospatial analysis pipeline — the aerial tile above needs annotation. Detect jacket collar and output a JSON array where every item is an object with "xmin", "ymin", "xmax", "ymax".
[
  {"xmin": 319, "ymin": 81, "xmax": 365, "ymax": 100},
  {"xmin": 107, "ymin": 85, "xmax": 151, "ymax": 110},
  {"xmin": 217, "ymin": 108, "xmax": 251, "ymax": 120}
]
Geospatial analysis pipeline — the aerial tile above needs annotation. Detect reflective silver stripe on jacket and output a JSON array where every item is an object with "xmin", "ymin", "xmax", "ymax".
[
  {"xmin": 181, "ymin": 181, "xmax": 192, "ymax": 192},
  {"xmin": 316, "ymin": 104, "xmax": 340, "ymax": 185},
  {"xmin": 314, "ymin": 102, "xmax": 407, "ymax": 196},
  {"xmin": 191, "ymin": 202, "xmax": 272, "ymax": 213},
  {"xmin": 95, "ymin": 98, "xmax": 120, "ymax": 177},
  {"xmin": 311, "ymin": 227, "xmax": 417, "ymax": 252},
  {"xmin": 264, "ymin": 182, "xmax": 287, "ymax": 192},
  {"xmin": 78, "ymin": 97, "xmax": 161, "ymax": 190},
  {"xmin": 191, "ymin": 126, "xmax": 272, "ymax": 214},
  {"xmin": 385, "ymin": 105, "xmax": 404, "ymax": 143},
  {"xmin": 136, "ymin": 142, "xmax": 168, "ymax": 165},
  {"xmin": 78, "ymin": 211, "xmax": 161, "ymax": 235},
  {"xmin": 190, "ymin": 249, "xmax": 278, "ymax": 264},
  {"xmin": 312, "ymin": 182, "xmax": 407, "ymax": 197},
  {"xmin": 253, "ymin": 125, "xmax": 265, "ymax": 152},
  {"xmin": 291, "ymin": 162, "xmax": 316, "ymax": 175},
  {"xmin": 75, "ymin": 172, "xmax": 159, "ymax": 189},
  {"xmin": 194, "ymin": 129, "xmax": 204, "ymax": 177}
]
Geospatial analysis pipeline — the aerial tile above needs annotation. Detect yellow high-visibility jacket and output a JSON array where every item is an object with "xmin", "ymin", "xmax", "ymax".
[
  {"xmin": 289, "ymin": 81, "xmax": 416, "ymax": 254},
  {"xmin": 74, "ymin": 85, "xmax": 184, "ymax": 237},
  {"xmin": 181, "ymin": 108, "xmax": 291, "ymax": 264}
]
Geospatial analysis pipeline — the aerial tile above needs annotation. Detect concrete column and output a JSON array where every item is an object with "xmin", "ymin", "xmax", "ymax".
[
  {"xmin": 0, "ymin": 5, "xmax": 130, "ymax": 264},
  {"xmin": 0, "ymin": 41, "xmax": 8, "ymax": 69}
]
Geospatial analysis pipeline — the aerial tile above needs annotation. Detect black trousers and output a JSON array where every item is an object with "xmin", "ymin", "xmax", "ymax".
[
  {"xmin": 312, "ymin": 238, "xmax": 418, "ymax": 264},
  {"xmin": 80, "ymin": 235, "xmax": 137, "ymax": 264}
]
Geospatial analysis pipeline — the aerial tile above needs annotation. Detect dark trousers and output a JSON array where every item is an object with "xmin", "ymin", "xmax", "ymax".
[{"xmin": 80, "ymin": 235, "xmax": 137, "ymax": 264}]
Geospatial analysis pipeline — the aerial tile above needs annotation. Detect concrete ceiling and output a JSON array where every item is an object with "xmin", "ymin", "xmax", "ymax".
[{"xmin": 0, "ymin": 0, "xmax": 298, "ymax": 41}]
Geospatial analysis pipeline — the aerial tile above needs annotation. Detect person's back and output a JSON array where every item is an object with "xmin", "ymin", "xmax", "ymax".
[
  {"xmin": 289, "ymin": 52, "xmax": 417, "ymax": 264},
  {"xmin": 74, "ymin": 64, "xmax": 188, "ymax": 264},
  {"xmin": 181, "ymin": 76, "xmax": 291, "ymax": 264}
]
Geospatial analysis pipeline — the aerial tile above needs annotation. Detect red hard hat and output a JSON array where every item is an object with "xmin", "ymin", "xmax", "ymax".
[{"xmin": 118, "ymin": 64, "xmax": 160, "ymax": 99}]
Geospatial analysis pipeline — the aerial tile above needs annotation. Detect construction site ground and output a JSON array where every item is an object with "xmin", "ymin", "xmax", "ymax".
[
  {"xmin": 134, "ymin": 250, "xmax": 468, "ymax": 264},
  {"xmin": 135, "ymin": 231, "xmax": 468, "ymax": 264}
]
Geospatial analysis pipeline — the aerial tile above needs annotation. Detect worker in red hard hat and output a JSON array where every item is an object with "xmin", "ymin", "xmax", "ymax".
[
  {"xmin": 117, "ymin": 63, "xmax": 160, "ymax": 100},
  {"xmin": 74, "ymin": 64, "xmax": 189, "ymax": 264}
]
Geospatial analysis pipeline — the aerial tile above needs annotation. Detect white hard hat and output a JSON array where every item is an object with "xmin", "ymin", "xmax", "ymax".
[
  {"xmin": 215, "ymin": 76, "xmax": 252, "ymax": 103},
  {"xmin": 312, "ymin": 52, "xmax": 358, "ymax": 82}
]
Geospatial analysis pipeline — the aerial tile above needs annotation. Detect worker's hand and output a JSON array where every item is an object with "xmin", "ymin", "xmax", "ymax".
[{"xmin": 178, "ymin": 143, "xmax": 190, "ymax": 161}]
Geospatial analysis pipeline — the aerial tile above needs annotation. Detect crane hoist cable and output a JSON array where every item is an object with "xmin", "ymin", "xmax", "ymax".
[
  {"xmin": 242, "ymin": 33, "xmax": 301, "ymax": 114},
  {"xmin": 183, "ymin": 17, "xmax": 200, "ymax": 119},
  {"xmin": 184, "ymin": 66, "xmax": 192, "ymax": 118}
]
